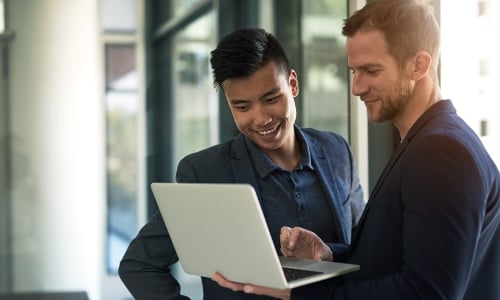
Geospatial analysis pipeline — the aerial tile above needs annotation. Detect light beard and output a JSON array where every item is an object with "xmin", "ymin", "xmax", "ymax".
[{"xmin": 372, "ymin": 74, "xmax": 413, "ymax": 123}]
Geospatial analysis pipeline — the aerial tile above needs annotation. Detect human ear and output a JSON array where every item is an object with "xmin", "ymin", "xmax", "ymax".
[
  {"xmin": 411, "ymin": 51, "xmax": 432, "ymax": 80},
  {"xmin": 289, "ymin": 69, "xmax": 300, "ymax": 97}
]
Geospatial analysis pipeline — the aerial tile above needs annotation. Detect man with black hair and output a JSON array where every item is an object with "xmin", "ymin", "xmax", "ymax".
[{"xmin": 119, "ymin": 27, "xmax": 365, "ymax": 300}]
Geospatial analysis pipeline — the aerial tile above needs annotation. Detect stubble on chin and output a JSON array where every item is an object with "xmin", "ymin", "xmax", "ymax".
[{"xmin": 366, "ymin": 104, "xmax": 388, "ymax": 124}]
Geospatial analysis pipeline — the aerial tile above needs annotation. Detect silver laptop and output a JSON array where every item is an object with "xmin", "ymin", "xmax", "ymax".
[{"xmin": 151, "ymin": 182, "xmax": 360, "ymax": 289}]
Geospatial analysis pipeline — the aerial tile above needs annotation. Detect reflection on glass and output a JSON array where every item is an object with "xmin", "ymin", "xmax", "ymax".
[
  {"xmin": 302, "ymin": 0, "xmax": 349, "ymax": 139},
  {"xmin": 174, "ymin": 0, "xmax": 204, "ymax": 17},
  {"xmin": 105, "ymin": 45, "xmax": 138, "ymax": 273},
  {"xmin": 172, "ymin": 11, "xmax": 218, "ymax": 170}
]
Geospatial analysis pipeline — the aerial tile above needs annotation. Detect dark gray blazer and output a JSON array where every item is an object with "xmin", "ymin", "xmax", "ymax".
[
  {"xmin": 119, "ymin": 127, "xmax": 365, "ymax": 299},
  {"xmin": 294, "ymin": 100, "xmax": 500, "ymax": 300}
]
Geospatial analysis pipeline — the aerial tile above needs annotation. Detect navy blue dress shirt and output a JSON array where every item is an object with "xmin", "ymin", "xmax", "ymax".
[{"xmin": 245, "ymin": 130, "xmax": 337, "ymax": 252}]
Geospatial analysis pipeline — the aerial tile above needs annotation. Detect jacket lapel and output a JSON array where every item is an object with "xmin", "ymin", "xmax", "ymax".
[
  {"xmin": 308, "ymin": 136, "xmax": 350, "ymax": 243},
  {"xmin": 350, "ymin": 138, "xmax": 408, "ymax": 244},
  {"xmin": 350, "ymin": 100, "xmax": 456, "ymax": 244},
  {"xmin": 229, "ymin": 134, "xmax": 262, "ymax": 202}
]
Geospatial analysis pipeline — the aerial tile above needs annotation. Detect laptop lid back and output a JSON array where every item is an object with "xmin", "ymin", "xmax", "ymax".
[{"xmin": 151, "ymin": 182, "xmax": 289, "ymax": 288}]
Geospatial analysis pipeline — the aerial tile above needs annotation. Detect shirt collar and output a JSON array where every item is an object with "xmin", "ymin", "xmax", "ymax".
[{"xmin": 244, "ymin": 126, "xmax": 313, "ymax": 178}]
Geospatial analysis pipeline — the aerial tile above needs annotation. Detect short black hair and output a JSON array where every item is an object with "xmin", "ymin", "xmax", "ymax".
[{"xmin": 210, "ymin": 27, "xmax": 291, "ymax": 89}]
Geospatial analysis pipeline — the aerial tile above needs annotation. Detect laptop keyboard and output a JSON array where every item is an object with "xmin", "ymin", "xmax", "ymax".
[{"xmin": 282, "ymin": 267, "xmax": 324, "ymax": 282}]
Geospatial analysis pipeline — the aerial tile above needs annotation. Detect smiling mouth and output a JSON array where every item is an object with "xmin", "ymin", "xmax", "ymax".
[
  {"xmin": 257, "ymin": 123, "xmax": 280, "ymax": 136},
  {"xmin": 361, "ymin": 97, "xmax": 377, "ymax": 103},
  {"xmin": 360, "ymin": 97, "xmax": 378, "ymax": 103}
]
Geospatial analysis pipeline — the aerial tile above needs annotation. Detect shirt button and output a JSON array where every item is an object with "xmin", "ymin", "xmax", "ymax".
[{"xmin": 299, "ymin": 205, "xmax": 305, "ymax": 216}]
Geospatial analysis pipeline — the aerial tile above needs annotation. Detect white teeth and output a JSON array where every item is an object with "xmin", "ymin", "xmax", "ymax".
[
  {"xmin": 259, "ymin": 128, "xmax": 275, "ymax": 135},
  {"xmin": 258, "ymin": 124, "xmax": 279, "ymax": 136}
]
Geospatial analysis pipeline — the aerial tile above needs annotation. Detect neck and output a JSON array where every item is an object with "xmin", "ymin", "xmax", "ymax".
[
  {"xmin": 394, "ymin": 78, "xmax": 442, "ymax": 140},
  {"xmin": 265, "ymin": 136, "xmax": 301, "ymax": 172}
]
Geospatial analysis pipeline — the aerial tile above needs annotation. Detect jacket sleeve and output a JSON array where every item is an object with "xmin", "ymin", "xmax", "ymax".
[
  {"xmin": 346, "ymin": 141, "xmax": 365, "ymax": 227},
  {"xmin": 118, "ymin": 156, "xmax": 201, "ymax": 299},
  {"xmin": 118, "ymin": 211, "xmax": 190, "ymax": 300}
]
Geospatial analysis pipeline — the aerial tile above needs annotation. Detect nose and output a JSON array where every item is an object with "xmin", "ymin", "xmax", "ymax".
[
  {"xmin": 253, "ymin": 105, "xmax": 273, "ymax": 126},
  {"xmin": 351, "ymin": 73, "xmax": 368, "ymax": 96}
]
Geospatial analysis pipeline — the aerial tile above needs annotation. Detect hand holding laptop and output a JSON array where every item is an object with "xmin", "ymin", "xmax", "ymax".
[
  {"xmin": 151, "ymin": 183, "xmax": 359, "ymax": 290},
  {"xmin": 212, "ymin": 272, "xmax": 291, "ymax": 300},
  {"xmin": 212, "ymin": 225, "xmax": 335, "ymax": 299}
]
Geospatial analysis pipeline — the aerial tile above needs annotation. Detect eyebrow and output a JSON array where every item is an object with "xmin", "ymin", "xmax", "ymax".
[
  {"xmin": 259, "ymin": 87, "xmax": 280, "ymax": 100},
  {"xmin": 228, "ymin": 87, "xmax": 281, "ymax": 104},
  {"xmin": 349, "ymin": 63, "xmax": 384, "ymax": 70}
]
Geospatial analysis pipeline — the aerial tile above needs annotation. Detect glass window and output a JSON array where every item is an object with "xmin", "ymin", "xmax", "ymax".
[
  {"xmin": 0, "ymin": 0, "xmax": 4, "ymax": 33},
  {"xmin": 172, "ymin": 11, "xmax": 218, "ymax": 170},
  {"xmin": 173, "ymin": 0, "xmax": 204, "ymax": 17},
  {"xmin": 101, "ymin": 0, "xmax": 141, "ymax": 277},
  {"xmin": 166, "ymin": 11, "xmax": 216, "ymax": 299},
  {"xmin": 441, "ymin": 0, "xmax": 500, "ymax": 166},
  {"xmin": 101, "ymin": 0, "xmax": 136, "ymax": 33},
  {"xmin": 301, "ymin": 0, "xmax": 349, "ymax": 139},
  {"xmin": 104, "ymin": 44, "xmax": 139, "ymax": 273}
]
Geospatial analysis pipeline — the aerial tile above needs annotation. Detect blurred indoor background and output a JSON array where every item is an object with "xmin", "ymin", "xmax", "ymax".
[{"xmin": 0, "ymin": 0, "xmax": 498, "ymax": 299}]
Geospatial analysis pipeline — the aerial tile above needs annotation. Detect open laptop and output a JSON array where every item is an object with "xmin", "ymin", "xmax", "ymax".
[{"xmin": 151, "ymin": 182, "xmax": 359, "ymax": 289}]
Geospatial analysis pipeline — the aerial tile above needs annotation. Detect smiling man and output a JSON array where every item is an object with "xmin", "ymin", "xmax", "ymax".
[
  {"xmin": 118, "ymin": 27, "xmax": 365, "ymax": 300},
  {"xmin": 213, "ymin": 1, "xmax": 500, "ymax": 299}
]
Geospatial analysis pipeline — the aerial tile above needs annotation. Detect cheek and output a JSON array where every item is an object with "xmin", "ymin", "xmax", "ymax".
[
  {"xmin": 231, "ymin": 111, "xmax": 252, "ymax": 130},
  {"xmin": 401, "ymin": 76, "xmax": 415, "ymax": 96},
  {"xmin": 284, "ymin": 99, "xmax": 297, "ymax": 123},
  {"xmin": 374, "ymin": 77, "xmax": 398, "ymax": 97}
]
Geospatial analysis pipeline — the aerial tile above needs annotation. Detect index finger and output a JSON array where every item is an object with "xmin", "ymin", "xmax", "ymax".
[
  {"xmin": 289, "ymin": 227, "xmax": 303, "ymax": 246},
  {"xmin": 280, "ymin": 226, "xmax": 292, "ymax": 241},
  {"xmin": 280, "ymin": 227, "xmax": 304, "ymax": 255},
  {"xmin": 280, "ymin": 226, "xmax": 293, "ymax": 256}
]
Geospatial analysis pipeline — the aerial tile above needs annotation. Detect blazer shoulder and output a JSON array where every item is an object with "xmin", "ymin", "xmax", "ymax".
[
  {"xmin": 302, "ymin": 127, "xmax": 348, "ymax": 144},
  {"xmin": 301, "ymin": 127, "xmax": 351, "ymax": 155},
  {"xmin": 181, "ymin": 138, "xmax": 234, "ymax": 164},
  {"xmin": 176, "ymin": 135, "xmax": 247, "ymax": 182}
]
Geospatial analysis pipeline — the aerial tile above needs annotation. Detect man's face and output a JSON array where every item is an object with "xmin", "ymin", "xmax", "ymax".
[
  {"xmin": 222, "ymin": 62, "xmax": 299, "ymax": 154},
  {"xmin": 346, "ymin": 30, "xmax": 413, "ymax": 123}
]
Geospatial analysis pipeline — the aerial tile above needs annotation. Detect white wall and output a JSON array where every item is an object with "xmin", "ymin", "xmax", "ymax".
[{"xmin": 8, "ymin": 0, "xmax": 104, "ymax": 299}]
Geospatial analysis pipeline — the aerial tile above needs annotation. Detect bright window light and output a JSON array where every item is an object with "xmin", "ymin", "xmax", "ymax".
[{"xmin": 0, "ymin": 0, "xmax": 5, "ymax": 32}]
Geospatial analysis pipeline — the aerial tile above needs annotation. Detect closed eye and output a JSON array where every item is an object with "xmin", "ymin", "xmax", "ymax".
[
  {"xmin": 230, "ymin": 100, "xmax": 250, "ymax": 111},
  {"xmin": 366, "ymin": 68, "xmax": 381, "ymax": 75},
  {"xmin": 265, "ymin": 95, "xmax": 280, "ymax": 104},
  {"xmin": 350, "ymin": 65, "xmax": 383, "ymax": 76}
]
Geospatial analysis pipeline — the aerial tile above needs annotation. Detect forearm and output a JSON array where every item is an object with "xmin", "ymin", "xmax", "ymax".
[
  {"xmin": 119, "ymin": 259, "xmax": 189, "ymax": 300},
  {"xmin": 119, "ymin": 211, "xmax": 188, "ymax": 299}
]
